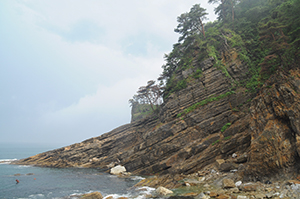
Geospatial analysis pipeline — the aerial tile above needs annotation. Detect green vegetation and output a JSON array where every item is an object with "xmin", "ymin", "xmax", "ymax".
[
  {"xmin": 193, "ymin": 68, "xmax": 203, "ymax": 79},
  {"xmin": 224, "ymin": 136, "xmax": 232, "ymax": 140},
  {"xmin": 160, "ymin": 0, "xmax": 300, "ymax": 98},
  {"xmin": 177, "ymin": 91, "xmax": 235, "ymax": 117},
  {"xmin": 221, "ymin": 123, "xmax": 231, "ymax": 132},
  {"xmin": 131, "ymin": 0, "xmax": 300, "ymax": 119},
  {"xmin": 232, "ymin": 108, "xmax": 239, "ymax": 112},
  {"xmin": 212, "ymin": 139, "xmax": 220, "ymax": 146}
]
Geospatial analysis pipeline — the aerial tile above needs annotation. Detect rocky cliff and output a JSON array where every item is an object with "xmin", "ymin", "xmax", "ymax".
[{"xmin": 14, "ymin": 56, "xmax": 300, "ymax": 182}]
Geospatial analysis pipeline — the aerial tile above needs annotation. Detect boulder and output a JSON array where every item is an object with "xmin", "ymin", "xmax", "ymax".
[
  {"xmin": 195, "ymin": 193, "xmax": 210, "ymax": 199},
  {"xmin": 110, "ymin": 165, "xmax": 126, "ymax": 175},
  {"xmin": 219, "ymin": 162, "xmax": 236, "ymax": 172},
  {"xmin": 216, "ymin": 159, "xmax": 225, "ymax": 166},
  {"xmin": 235, "ymin": 181, "xmax": 242, "ymax": 187},
  {"xmin": 222, "ymin": 178, "xmax": 235, "ymax": 189},
  {"xmin": 156, "ymin": 186, "xmax": 173, "ymax": 195},
  {"xmin": 236, "ymin": 154, "xmax": 248, "ymax": 163},
  {"xmin": 241, "ymin": 183, "xmax": 258, "ymax": 192},
  {"xmin": 81, "ymin": 192, "xmax": 103, "ymax": 199}
]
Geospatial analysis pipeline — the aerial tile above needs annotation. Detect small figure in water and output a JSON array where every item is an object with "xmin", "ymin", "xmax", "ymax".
[{"xmin": 16, "ymin": 179, "xmax": 19, "ymax": 184}]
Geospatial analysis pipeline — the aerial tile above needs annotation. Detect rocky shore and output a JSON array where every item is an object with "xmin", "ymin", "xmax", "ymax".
[
  {"xmin": 12, "ymin": 55, "xmax": 300, "ymax": 198},
  {"xmin": 67, "ymin": 168, "xmax": 300, "ymax": 199}
]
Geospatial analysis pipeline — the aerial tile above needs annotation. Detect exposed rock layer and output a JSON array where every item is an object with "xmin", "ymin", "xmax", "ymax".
[{"xmin": 13, "ymin": 57, "xmax": 300, "ymax": 180}]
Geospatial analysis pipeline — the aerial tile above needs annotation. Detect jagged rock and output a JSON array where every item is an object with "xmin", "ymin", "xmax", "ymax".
[
  {"xmin": 81, "ymin": 192, "xmax": 103, "ymax": 199},
  {"xmin": 110, "ymin": 165, "xmax": 126, "ymax": 175},
  {"xmin": 216, "ymin": 159, "xmax": 225, "ymax": 168},
  {"xmin": 12, "ymin": 62, "xmax": 300, "ymax": 183},
  {"xmin": 156, "ymin": 186, "xmax": 173, "ymax": 195},
  {"xmin": 219, "ymin": 163, "xmax": 236, "ymax": 172},
  {"xmin": 222, "ymin": 178, "xmax": 235, "ymax": 189},
  {"xmin": 236, "ymin": 154, "xmax": 248, "ymax": 163}
]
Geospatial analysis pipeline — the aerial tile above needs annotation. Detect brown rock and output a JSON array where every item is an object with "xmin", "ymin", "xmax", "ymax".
[
  {"xmin": 210, "ymin": 191, "xmax": 218, "ymax": 197},
  {"xmin": 216, "ymin": 159, "xmax": 225, "ymax": 166},
  {"xmin": 81, "ymin": 192, "xmax": 103, "ymax": 199},
  {"xmin": 216, "ymin": 194, "xmax": 230, "ymax": 199},
  {"xmin": 287, "ymin": 180, "xmax": 300, "ymax": 184},
  {"xmin": 219, "ymin": 163, "xmax": 236, "ymax": 172},
  {"xmin": 236, "ymin": 154, "xmax": 248, "ymax": 163},
  {"xmin": 241, "ymin": 183, "xmax": 258, "ymax": 192},
  {"xmin": 222, "ymin": 178, "xmax": 236, "ymax": 189},
  {"xmin": 183, "ymin": 192, "xmax": 199, "ymax": 197}
]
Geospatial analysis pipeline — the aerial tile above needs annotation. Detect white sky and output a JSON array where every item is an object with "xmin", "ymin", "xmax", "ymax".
[{"xmin": 0, "ymin": 0, "xmax": 217, "ymax": 147}]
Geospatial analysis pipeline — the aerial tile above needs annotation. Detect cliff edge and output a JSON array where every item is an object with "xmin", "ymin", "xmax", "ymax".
[{"xmin": 13, "ymin": 56, "xmax": 300, "ymax": 182}]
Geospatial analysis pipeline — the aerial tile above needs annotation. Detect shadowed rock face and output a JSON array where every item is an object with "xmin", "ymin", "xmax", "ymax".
[{"xmin": 14, "ymin": 56, "xmax": 300, "ymax": 180}]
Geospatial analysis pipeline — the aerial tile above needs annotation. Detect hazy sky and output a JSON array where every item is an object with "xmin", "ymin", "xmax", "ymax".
[{"xmin": 0, "ymin": 0, "xmax": 217, "ymax": 147}]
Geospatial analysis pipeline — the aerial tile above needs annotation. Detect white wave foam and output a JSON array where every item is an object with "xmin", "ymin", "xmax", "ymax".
[
  {"xmin": 28, "ymin": 193, "xmax": 45, "ymax": 198},
  {"xmin": 131, "ymin": 176, "xmax": 145, "ymax": 181},
  {"xmin": 17, "ymin": 165, "xmax": 32, "ymax": 168},
  {"xmin": 104, "ymin": 193, "xmax": 130, "ymax": 199},
  {"xmin": 0, "ymin": 158, "xmax": 17, "ymax": 164}
]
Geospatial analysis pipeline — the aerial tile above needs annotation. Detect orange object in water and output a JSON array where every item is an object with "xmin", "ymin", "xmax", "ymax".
[
  {"xmin": 34, "ymin": 178, "xmax": 36, "ymax": 180},
  {"xmin": 16, "ymin": 179, "xmax": 20, "ymax": 184}
]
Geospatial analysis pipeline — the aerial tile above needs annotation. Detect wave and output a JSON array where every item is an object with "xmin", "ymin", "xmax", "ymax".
[
  {"xmin": 131, "ymin": 176, "xmax": 145, "ymax": 181},
  {"xmin": 0, "ymin": 158, "xmax": 17, "ymax": 164}
]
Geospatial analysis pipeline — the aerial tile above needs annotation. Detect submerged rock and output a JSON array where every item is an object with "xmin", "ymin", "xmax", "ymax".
[{"xmin": 81, "ymin": 192, "xmax": 103, "ymax": 199}]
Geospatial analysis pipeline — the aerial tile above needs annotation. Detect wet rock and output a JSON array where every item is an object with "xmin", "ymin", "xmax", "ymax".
[
  {"xmin": 168, "ymin": 196, "xmax": 194, "ymax": 199},
  {"xmin": 156, "ymin": 186, "xmax": 173, "ymax": 195},
  {"xmin": 26, "ymin": 173, "xmax": 34, "ymax": 175},
  {"xmin": 81, "ymin": 192, "xmax": 103, "ymax": 199},
  {"xmin": 222, "ymin": 178, "xmax": 235, "ymax": 189},
  {"xmin": 195, "ymin": 193, "xmax": 209, "ymax": 199},
  {"xmin": 110, "ymin": 165, "xmax": 126, "ymax": 175},
  {"xmin": 14, "ymin": 173, "xmax": 21, "ymax": 176}
]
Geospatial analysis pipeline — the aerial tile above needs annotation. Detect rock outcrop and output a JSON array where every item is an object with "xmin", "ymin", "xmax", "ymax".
[{"xmin": 13, "ymin": 56, "xmax": 300, "ymax": 182}]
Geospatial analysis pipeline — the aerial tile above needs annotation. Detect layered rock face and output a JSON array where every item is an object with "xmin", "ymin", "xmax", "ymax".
[{"xmin": 14, "ymin": 57, "xmax": 300, "ymax": 180}]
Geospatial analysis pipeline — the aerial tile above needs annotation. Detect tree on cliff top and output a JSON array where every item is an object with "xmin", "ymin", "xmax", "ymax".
[
  {"xmin": 175, "ymin": 4, "xmax": 208, "ymax": 41},
  {"xmin": 129, "ymin": 80, "xmax": 164, "ymax": 112}
]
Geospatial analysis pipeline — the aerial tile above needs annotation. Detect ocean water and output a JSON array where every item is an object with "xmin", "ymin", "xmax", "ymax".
[{"xmin": 0, "ymin": 143, "xmax": 154, "ymax": 199}]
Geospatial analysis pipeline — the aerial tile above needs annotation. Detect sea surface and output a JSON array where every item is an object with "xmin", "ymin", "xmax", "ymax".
[{"xmin": 0, "ymin": 143, "xmax": 153, "ymax": 199}]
